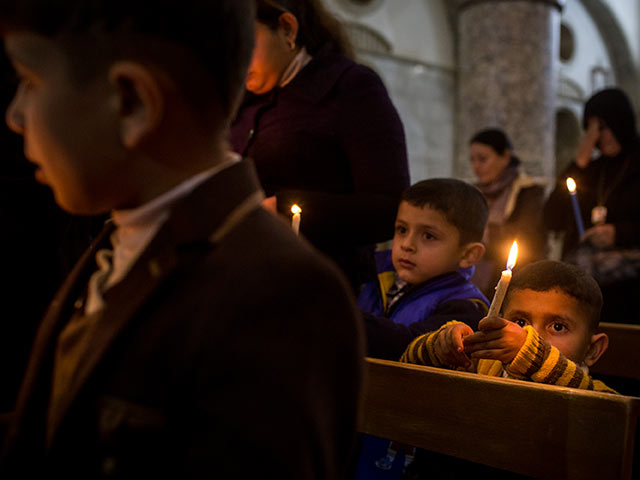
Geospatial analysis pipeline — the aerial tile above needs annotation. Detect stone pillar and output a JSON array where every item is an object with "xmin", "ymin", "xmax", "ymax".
[{"xmin": 455, "ymin": 0, "xmax": 563, "ymax": 179}]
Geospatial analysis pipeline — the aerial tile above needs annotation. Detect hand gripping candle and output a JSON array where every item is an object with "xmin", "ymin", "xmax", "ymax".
[
  {"xmin": 566, "ymin": 177, "xmax": 585, "ymax": 237},
  {"xmin": 487, "ymin": 241, "xmax": 518, "ymax": 318},
  {"xmin": 291, "ymin": 204, "xmax": 301, "ymax": 235}
]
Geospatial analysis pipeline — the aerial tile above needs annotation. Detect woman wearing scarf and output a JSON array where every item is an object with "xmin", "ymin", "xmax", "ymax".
[
  {"xmin": 469, "ymin": 128, "xmax": 547, "ymax": 299},
  {"xmin": 544, "ymin": 88, "xmax": 640, "ymax": 324},
  {"xmin": 230, "ymin": 0, "xmax": 409, "ymax": 292}
]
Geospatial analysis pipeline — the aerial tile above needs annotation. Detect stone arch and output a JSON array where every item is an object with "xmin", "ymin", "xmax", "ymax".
[
  {"xmin": 343, "ymin": 22, "xmax": 392, "ymax": 55},
  {"xmin": 555, "ymin": 108, "xmax": 582, "ymax": 175},
  {"xmin": 580, "ymin": 0, "xmax": 639, "ymax": 108}
]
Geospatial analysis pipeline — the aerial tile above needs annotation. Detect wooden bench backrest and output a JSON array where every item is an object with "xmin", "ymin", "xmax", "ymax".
[
  {"xmin": 592, "ymin": 322, "xmax": 640, "ymax": 380},
  {"xmin": 359, "ymin": 357, "xmax": 640, "ymax": 479}
]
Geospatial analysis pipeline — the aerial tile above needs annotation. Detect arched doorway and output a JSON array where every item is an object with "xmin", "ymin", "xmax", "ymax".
[{"xmin": 555, "ymin": 108, "xmax": 582, "ymax": 176}]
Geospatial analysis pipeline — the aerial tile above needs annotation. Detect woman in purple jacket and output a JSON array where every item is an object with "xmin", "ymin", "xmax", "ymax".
[{"xmin": 230, "ymin": 0, "xmax": 409, "ymax": 291}]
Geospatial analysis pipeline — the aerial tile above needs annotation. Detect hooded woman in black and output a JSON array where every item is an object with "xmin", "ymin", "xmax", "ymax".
[{"xmin": 543, "ymin": 87, "xmax": 640, "ymax": 324}]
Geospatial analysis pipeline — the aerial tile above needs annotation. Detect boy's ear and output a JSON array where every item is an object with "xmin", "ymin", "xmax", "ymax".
[
  {"xmin": 108, "ymin": 61, "xmax": 164, "ymax": 149},
  {"xmin": 458, "ymin": 242, "xmax": 486, "ymax": 269},
  {"xmin": 583, "ymin": 332, "xmax": 609, "ymax": 367},
  {"xmin": 278, "ymin": 12, "xmax": 299, "ymax": 49}
]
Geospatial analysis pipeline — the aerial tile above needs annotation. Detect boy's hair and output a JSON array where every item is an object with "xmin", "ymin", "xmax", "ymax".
[
  {"xmin": 401, "ymin": 178, "xmax": 488, "ymax": 245},
  {"xmin": 0, "ymin": 0, "xmax": 255, "ymax": 128},
  {"xmin": 505, "ymin": 260, "xmax": 603, "ymax": 331}
]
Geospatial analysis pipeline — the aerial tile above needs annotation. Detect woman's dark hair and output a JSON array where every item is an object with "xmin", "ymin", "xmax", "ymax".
[
  {"xmin": 470, "ymin": 128, "xmax": 521, "ymax": 166},
  {"xmin": 470, "ymin": 128, "xmax": 513, "ymax": 155},
  {"xmin": 256, "ymin": 0, "xmax": 353, "ymax": 58}
]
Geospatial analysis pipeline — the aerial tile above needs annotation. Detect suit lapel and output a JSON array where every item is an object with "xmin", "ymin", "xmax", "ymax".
[
  {"xmin": 33, "ymin": 221, "xmax": 115, "ymax": 370},
  {"xmin": 44, "ymin": 160, "xmax": 264, "ymax": 444},
  {"xmin": 4, "ymin": 221, "xmax": 114, "ymax": 454},
  {"xmin": 45, "ymin": 234, "xmax": 179, "ymax": 445}
]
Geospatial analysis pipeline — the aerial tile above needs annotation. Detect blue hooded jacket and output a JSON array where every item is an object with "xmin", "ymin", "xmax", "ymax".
[{"xmin": 358, "ymin": 250, "xmax": 489, "ymax": 328}]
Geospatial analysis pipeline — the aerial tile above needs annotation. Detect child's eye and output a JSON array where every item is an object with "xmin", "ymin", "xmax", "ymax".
[
  {"xmin": 395, "ymin": 225, "xmax": 407, "ymax": 235},
  {"xmin": 513, "ymin": 318, "xmax": 527, "ymax": 328},
  {"xmin": 11, "ymin": 65, "xmax": 37, "ymax": 91},
  {"xmin": 551, "ymin": 323, "xmax": 567, "ymax": 332},
  {"xmin": 422, "ymin": 232, "xmax": 435, "ymax": 240},
  {"xmin": 16, "ymin": 75, "xmax": 34, "ymax": 93}
]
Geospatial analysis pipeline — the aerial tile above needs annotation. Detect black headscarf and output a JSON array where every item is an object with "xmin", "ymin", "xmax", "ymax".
[{"xmin": 582, "ymin": 88, "xmax": 639, "ymax": 153}]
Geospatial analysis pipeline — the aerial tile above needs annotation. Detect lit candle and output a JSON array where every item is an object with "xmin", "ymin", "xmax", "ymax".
[
  {"xmin": 566, "ymin": 177, "xmax": 585, "ymax": 237},
  {"xmin": 291, "ymin": 204, "xmax": 301, "ymax": 235},
  {"xmin": 487, "ymin": 241, "xmax": 518, "ymax": 318}
]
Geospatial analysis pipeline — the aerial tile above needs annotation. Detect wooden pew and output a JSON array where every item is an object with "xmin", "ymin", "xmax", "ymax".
[
  {"xmin": 592, "ymin": 322, "xmax": 640, "ymax": 381},
  {"xmin": 359, "ymin": 357, "xmax": 640, "ymax": 479}
]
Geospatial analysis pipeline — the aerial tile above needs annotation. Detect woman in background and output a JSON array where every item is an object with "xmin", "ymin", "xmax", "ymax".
[
  {"xmin": 230, "ymin": 0, "xmax": 409, "ymax": 291},
  {"xmin": 543, "ymin": 88, "xmax": 640, "ymax": 324},
  {"xmin": 469, "ymin": 128, "xmax": 546, "ymax": 299}
]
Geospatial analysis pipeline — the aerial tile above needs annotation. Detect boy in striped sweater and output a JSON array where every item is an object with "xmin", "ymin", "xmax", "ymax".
[{"xmin": 401, "ymin": 260, "xmax": 615, "ymax": 393}]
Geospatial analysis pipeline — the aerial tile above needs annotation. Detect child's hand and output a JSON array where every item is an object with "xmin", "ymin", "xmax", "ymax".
[
  {"xmin": 434, "ymin": 323, "xmax": 474, "ymax": 369},
  {"xmin": 462, "ymin": 316, "xmax": 527, "ymax": 364}
]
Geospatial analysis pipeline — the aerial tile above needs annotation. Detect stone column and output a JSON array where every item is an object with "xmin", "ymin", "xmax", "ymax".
[{"xmin": 455, "ymin": 0, "xmax": 563, "ymax": 179}]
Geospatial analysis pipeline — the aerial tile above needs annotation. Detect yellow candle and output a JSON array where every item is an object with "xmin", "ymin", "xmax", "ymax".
[
  {"xmin": 487, "ymin": 241, "xmax": 518, "ymax": 318},
  {"xmin": 291, "ymin": 204, "xmax": 301, "ymax": 235}
]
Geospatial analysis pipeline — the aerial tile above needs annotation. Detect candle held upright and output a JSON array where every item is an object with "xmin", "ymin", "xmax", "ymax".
[
  {"xmin": 291, "ymin": 204, "xmax": 301, "ymax": 235},
  {"xmin": 487, "ymin": 241, "xmax": 518, "ymax": 318},
  {"xmin": 566, "ymin": 177, "xmax": 585, "ymax": 237}
]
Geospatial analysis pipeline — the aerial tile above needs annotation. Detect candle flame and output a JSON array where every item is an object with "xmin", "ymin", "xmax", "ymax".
[
  {"xmin": 507, "ymin": 241, "xmax": 518, "ymax": 270},
  {"xmin": 291, "ymin": 204, "xmax": 301, "ymax": 215},
  {"xmin": 566, "ymin": 177, "xmax": 577, "ymax": 193}
]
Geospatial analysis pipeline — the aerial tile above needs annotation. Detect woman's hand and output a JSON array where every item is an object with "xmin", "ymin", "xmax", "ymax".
[
  {"xmin": 576, "ymin": 117, "xmax": 600, "ymax": 168},
  {"xmin": 583, "ymin": 223, "xmax": 616, "ymax": 249},
  {"xmin": 462, "ymin": 316, "xmax": 527, "ymax": 364}
]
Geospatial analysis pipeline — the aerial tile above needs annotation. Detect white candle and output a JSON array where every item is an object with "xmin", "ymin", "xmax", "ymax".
[
  {"xmin": 291, "ymin": 204, "xmax": 301, "ymax": 235},
  {"xmin": 487, "ymin": 241, "xmax": 518, "ymax": 318}
]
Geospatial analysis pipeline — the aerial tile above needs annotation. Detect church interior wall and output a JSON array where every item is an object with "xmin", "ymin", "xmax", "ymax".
[{"xmin": 325, "ymin": 0, "xmax": 639, "ymax": 184}]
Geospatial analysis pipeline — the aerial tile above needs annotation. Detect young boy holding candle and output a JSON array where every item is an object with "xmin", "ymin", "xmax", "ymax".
[
  {"xmin": 401, "ymin": 260, "xmax": 614, "ymax": 393},
  {"xmin": 399, "ymin": 259, "xmax": 615, "ymax": 479},
  {"xmin": 0, "ymin": 1, "xmax": 365, "ymax": 477},
  {"xmin": 356, "ymin": 178, "xmax": 489, "ymax": 477}
]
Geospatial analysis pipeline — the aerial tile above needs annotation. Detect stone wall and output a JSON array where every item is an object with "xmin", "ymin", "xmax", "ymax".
[{"xmin": 358, "ymin": 52, "xmax": 456, "ymax": 183}]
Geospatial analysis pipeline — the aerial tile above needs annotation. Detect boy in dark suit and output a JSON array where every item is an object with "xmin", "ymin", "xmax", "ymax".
[{"xmin": 0, "ymin": 1, "xmax": 364, "ymax": 478}]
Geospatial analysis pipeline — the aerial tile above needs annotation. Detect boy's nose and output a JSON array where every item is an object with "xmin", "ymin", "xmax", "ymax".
[
  {"xmin": 6, "ymin": 93, "xmax": 25, "ymax": 135},
  {"xmin": 401, "ymin": 237, "xmax": 415, "ymax": 252}
]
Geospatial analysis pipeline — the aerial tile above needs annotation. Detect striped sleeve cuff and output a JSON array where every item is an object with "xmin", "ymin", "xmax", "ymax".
[
  {"xmin": 399, "ymin": 321, "xmax": 463, "ymax": 366},
  {"xmin": 506, "ymin": 326, "xmax": 617, "ymax": 393},
  {"xmin": 507, "ymin": 325, "xmax": 546, "ymax": 379}
]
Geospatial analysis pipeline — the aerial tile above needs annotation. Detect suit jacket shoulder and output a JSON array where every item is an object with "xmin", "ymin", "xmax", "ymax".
[{"xmin": 2, "ymin": 160, "xmax": 365, "ymax": 479}]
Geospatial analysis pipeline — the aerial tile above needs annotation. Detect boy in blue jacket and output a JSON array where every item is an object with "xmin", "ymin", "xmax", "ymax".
[
  {"xmin": 360, "ymin": 178, "xmax": 490, "ymax": 360},
  {"xmin": 357, "ymin": 178, "xmax": 490, "ymax": 477}
]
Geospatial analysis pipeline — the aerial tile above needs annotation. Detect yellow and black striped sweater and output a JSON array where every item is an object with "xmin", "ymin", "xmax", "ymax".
[{"xmin": 400, "ymin": 321, "xmax": 617, "ymax": 393}]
